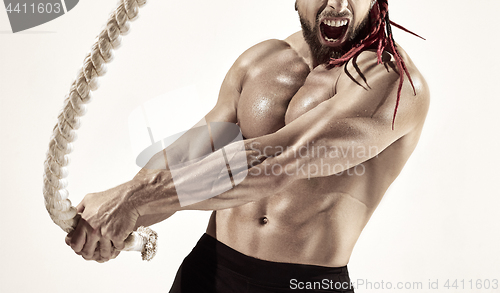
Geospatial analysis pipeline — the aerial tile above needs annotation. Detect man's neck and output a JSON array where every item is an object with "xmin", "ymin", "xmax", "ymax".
[{"xmin": 285, "ymin": 31, "xmax": 335, "ymax": 70}]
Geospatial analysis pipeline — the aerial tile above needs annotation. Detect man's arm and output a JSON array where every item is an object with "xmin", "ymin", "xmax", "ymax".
[
  {"xmin": 64, "ymin": 43, "xmax": 252, "ymax": 261},
  {"xmin": 102, "ymin": 51, "xmax": 430, "ymax": 223}
]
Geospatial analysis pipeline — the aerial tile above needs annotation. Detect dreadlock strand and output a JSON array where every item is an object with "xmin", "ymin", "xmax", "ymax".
[
  {"xmin": 384, "ymin": 13, "xmax": 405, "ymax": 129},
  {"xmin": 384, "ymin": 16, "xmax": 407, "ymax": 129},
  {"xmin": 389, "ymin": 21, "xmax": 425, "ymax": 40},
  {"xmin": 385, "ymin": 14, "xmax": 417, "ymax": 96},
  {"xmin": 400, "ymin": 56, "xmax": 417, "ymax": 95},
  {"xmin": 392, "ymin": 57, "xmax": 405, "ymax": 130},
  {"xmin": 376, "ymin": 26, "xmax": 386, "ymax": 64}
]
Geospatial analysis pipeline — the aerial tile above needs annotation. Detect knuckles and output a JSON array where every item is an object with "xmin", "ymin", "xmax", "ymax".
[
  {"xmin": 100, "ymin": 226, "xmax": 115, "ymax": 240},
  {"xmin": 65, "ymin": 188, "xmax": 135, "ymax": 262}
]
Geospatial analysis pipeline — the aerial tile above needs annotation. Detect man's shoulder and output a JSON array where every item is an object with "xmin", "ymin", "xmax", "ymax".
[
  {"xmin": 220, "ymin": 38, "xmax": 305, "ymax": 101},
  {"xmin": 234, "ymin": 39, "xmax": 296, "ymax": 69},
  {"xmin": 342, "ymin": 46, "xmax": 428, "ymax": 98},
  {"xmin": 228, "ymin": 37, "xmax": 307, "ymax": 82},
  {"xmin": 345, "ymin": 46, "xmax": 428, "ymax": 95},
  {"xmin": 337, "ymin": 47, "xmax": 430, "ymax": 130}
]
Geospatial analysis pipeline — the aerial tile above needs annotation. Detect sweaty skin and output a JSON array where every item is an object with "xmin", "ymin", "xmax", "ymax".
[
  {"xmin": 205, "ymin": 34, "xmax": 429, "ymax": 267},
  {"xmin": 66, "ymin": 0, "xmax": 429, "ymax": 266}
]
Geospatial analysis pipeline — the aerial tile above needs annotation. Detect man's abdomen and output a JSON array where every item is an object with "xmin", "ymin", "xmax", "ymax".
[{"xmin": 208, "ymin": 176, "xmax": 371, "ymax": 267}]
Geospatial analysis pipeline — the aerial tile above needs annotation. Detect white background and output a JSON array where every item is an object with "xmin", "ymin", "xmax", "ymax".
[{"xmin": 1, "ymin": 0, "xmax": 499, "ymax": 292}]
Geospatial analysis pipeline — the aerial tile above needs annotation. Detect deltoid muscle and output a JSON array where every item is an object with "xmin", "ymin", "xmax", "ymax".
[{"xmin": 43, "ymin": 0, "xmax": 157, "ymax": 261}]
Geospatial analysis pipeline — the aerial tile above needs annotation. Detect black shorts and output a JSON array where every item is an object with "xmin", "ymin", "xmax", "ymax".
[{"xmin": 169, "ymin": 234, "xmax": 355, "ymax": 293}]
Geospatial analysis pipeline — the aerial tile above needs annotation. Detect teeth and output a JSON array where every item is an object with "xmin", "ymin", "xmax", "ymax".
[{"xmin": 323, "ymin": 19, "xmax": 348, "ymax": 27}]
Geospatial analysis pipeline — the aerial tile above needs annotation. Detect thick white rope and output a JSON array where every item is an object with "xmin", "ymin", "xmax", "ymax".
[{"xmin": 43, "ymin": 0, "xmax": 157, "ymax": 261}]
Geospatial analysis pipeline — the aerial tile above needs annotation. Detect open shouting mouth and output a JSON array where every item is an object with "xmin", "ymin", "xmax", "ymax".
[{"xmin": 320, "ymin": 18, "xmax": 349, "ymax": 44}]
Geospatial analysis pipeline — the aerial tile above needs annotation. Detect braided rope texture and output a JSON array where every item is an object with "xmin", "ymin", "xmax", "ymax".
[
  {"xmin": 137, "ymin": 226, "xmax": 158, "ymax": 261},
  {"xmin": 43, "ymin": 0, "xmax": 148, "ymax": 233}
]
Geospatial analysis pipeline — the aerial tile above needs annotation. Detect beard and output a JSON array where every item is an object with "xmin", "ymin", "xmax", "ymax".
[{"xmin": 299, "ymin": 10, "xmax": 371, "ymax": 65}]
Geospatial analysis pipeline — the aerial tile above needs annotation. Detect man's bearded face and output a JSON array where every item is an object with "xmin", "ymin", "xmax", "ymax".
[{"xmin": 297, "ymin": 0, "xmax": 373, "ymax": 64}]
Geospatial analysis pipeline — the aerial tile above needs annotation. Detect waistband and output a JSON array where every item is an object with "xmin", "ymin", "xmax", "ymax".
[{"xmin": 188, "ymin": 233, "xmax": 351, "ymax": 287}]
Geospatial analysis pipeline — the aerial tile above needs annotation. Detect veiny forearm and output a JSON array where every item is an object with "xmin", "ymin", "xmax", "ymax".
[
  {"xmin": 134, "ymin": 212, "xmax": 175, "ymax": 230},
  {"xmin": 124, "ymin": 133, "xmax": 288, "ymax": 219}
]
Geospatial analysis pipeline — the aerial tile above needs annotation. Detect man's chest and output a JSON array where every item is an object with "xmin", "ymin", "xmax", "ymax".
[{"xmin": 236, "ymin": 61, "xmax": 341, "ymax": 139}]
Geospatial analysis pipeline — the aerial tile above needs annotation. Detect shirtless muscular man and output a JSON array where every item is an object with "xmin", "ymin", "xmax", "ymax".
[{"xmin": 65, "ymin": 1, "xmax": 429, "ymax": 292}]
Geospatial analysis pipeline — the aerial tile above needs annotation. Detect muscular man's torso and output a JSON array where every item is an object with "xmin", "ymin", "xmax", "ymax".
[{"xmin": 207, "ymin": 34, "xmax": 427, "ymax": 267}]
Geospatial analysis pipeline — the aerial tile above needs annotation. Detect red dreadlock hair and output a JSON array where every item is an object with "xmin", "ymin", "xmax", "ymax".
[{"xmin": 328, "ymin": 0, "xmax": 424, "ymax": 129}]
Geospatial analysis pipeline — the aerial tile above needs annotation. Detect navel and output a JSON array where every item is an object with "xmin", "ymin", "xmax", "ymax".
[{"xmin": 260, "ymin": 216, "xmax": 269, "ymax": 225}]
